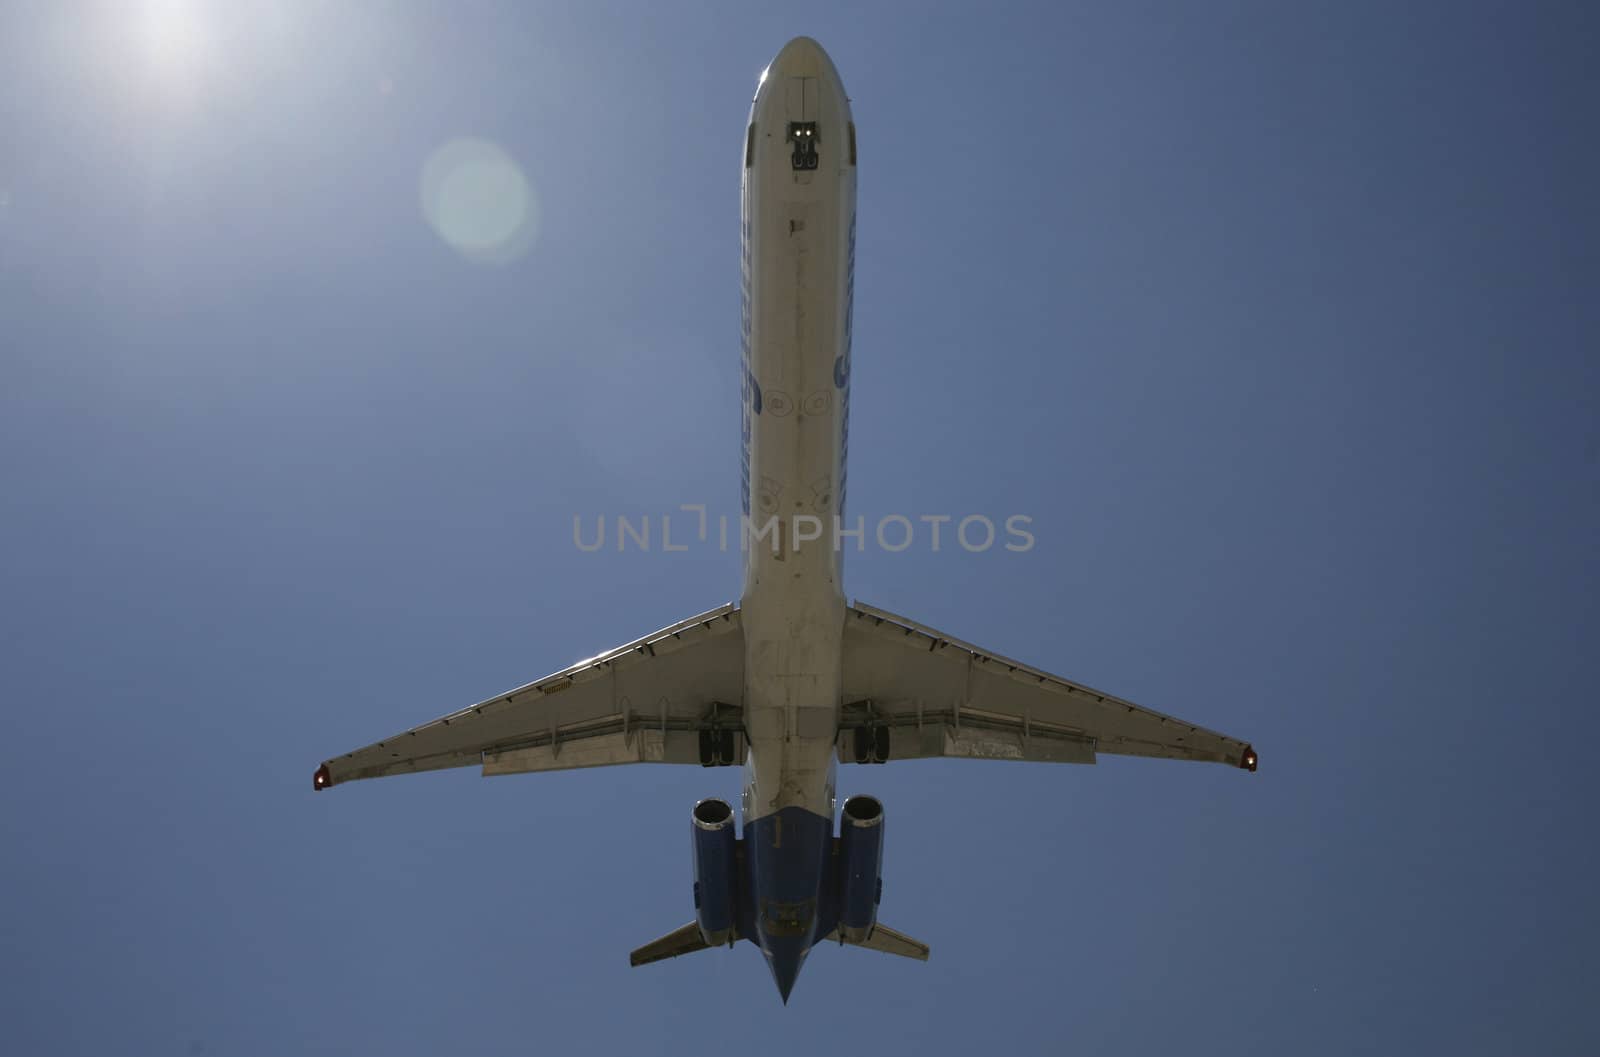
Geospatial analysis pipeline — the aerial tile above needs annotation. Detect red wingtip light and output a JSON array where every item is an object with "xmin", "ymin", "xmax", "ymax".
[
  {"xmin": 313, "ymin": 763, "xmax": 332, "ymax": 791},
  {"xmin": 1240, "ymin": 747, "xmax": 1258, "ymax": 772}
]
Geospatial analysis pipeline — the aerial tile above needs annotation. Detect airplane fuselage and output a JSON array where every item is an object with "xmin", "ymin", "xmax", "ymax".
[{"xmin": 737, "ymin": 37, "xmax": 856, "ymax": 997}]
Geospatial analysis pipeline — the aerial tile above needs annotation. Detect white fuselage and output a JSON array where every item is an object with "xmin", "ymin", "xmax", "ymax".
[{"xmin": 738, "ymin": 39, "xmax": 856, "ymax": 826}]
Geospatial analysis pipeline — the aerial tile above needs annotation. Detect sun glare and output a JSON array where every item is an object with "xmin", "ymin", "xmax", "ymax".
[{"xmin": 140, "ymin": 0, "xmax": 208, "ymax": 78}]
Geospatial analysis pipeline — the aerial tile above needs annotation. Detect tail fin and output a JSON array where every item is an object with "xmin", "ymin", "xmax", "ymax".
[
  {"xmin": 831, "ymin": 922, "xmax": 930, "ymax": 961},
  {"xmin": 629, "ymin": 921, "xmax": 716, "ymax": 967}
]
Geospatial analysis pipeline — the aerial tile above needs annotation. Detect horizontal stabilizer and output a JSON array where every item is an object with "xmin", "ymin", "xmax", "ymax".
[
  {"xmin": 629, "ymin": 921, "xmax": 715, "ymax": 967},
  {"xmin": 829, "ymin": 922, "xmax": 930, "ymax": 961}
]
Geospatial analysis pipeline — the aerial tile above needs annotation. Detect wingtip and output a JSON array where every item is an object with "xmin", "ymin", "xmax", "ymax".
[
  {"xmin": 313, "ymin": 763, "xmax": 333, "ymax": 791},
  {"xmin": 1239, "ymin": 746, "xmax": 1258, "ymax": 772}
]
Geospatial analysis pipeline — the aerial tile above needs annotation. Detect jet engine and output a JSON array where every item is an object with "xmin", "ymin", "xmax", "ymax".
[
  {"xmin": 837, "ymin": 794, "xmax": 884, "ymax": 942},
  {"xmin": 691, "ymin": 798, "xmax": 739, "ymax": 946}
]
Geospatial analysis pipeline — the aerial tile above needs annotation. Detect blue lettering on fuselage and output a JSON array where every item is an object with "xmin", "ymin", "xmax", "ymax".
[
  {"xmin": 835, "ymin": 211, "xmax": 855, "ymax": 514},
  {"xmin": 740, "ymin": 200, "xmax": 754, "ymax": 517}
]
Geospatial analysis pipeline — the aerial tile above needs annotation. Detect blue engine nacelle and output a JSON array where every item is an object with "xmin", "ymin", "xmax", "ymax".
[
  {"xmin": 837, "ymin": 794, "xmax": 884, "ymax": 942},
  {"xmin": 691, "ymin": 798, "xmax": 739, "ymax": 946}
]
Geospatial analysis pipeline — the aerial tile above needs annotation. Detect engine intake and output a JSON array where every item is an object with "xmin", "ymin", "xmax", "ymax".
[
  {"xmin": 691, "ymin": 798, "xmax": 739, "ymax": 946},
  {"xmin": 837, "ymin": 795, "xmax": 884, "ymax": 942}
]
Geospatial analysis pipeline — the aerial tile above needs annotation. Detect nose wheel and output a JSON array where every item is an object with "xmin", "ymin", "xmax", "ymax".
[
  {"xmin": 787, "ymin": 122, "xmax": 819, "ymax": 170},
  {"xmin": 851, "ymin": 725, "xmax": 890, "ymax": 764},
  {"xmin": 699, "ymin": 727, "xmax": 738, "ymax": 767}
]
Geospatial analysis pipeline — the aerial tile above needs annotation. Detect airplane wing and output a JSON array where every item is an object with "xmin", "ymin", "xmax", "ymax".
[
  {"xmin": 838, "ymin": 602, "xmax": 1256, "ymax": 771},
  {"xmin": 314, "ymin": 604, "xmax": 746, "ymax": 790}
]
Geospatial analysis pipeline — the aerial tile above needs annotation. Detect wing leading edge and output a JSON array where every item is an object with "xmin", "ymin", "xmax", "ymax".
[
  {"xmin": 314, "ymin": 604, "xmax": 746, "ymax": 790},
  {"xmin": 838, "ymin": 602, "xmax": 1257, "ymax": 771}
]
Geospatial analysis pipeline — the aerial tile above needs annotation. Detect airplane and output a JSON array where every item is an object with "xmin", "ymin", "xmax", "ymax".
[{"xmin": 313, "ymin": 35, "xmax": 1257, "ymax": 1004}]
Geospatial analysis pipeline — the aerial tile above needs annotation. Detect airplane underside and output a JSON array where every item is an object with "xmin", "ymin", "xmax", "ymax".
[{"xmin": 313, "ymin": 35, "xmax": 1256, "ymax": 1005}]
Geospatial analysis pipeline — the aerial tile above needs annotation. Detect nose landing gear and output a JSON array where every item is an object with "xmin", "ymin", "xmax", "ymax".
[
  {"xmin": 852, "ymin": 724, "xmax": 890, "ymax": 764},
  {"xmin": 787, "ymin": 122, "xmax": 819, "ymax": 170}
]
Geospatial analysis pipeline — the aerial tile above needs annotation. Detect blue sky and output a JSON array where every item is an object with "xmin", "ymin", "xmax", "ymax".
[{"xmin": 2, "ymin": 1, "xmax": 1596, "ymax": 1053}]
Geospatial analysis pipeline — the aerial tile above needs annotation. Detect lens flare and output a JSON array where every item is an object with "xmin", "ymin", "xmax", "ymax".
[{"xmin": 420, "ymin": 138, "xmax": 539, "ymax": 265}]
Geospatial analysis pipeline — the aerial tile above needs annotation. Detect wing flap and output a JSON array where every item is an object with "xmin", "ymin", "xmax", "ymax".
[{"xmin": 482, "ymin": 727, "xmax": 738, "ymax": 775}]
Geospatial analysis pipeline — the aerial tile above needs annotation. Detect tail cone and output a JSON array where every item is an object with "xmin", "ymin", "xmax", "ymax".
[{"xmin": 765, "ymin": 942, "xmax": 805, "ymax": 1003}]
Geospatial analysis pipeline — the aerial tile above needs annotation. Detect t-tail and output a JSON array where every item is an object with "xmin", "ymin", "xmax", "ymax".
[{"xmin": 628, "ymin": 795, "xmax": 928, "ymax": 1003}]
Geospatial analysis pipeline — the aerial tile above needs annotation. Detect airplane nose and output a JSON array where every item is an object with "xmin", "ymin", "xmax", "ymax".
[
  {"xmin": 765, "ymin": 35, "xmax": 845, "ymax": 87},
  {"xmin": 753, "ymin": 36, "xmax": 850, "ymax": 122},
  {"xmin": 772, "ymin": 35, "xmax": 829, "ymax": 77}
]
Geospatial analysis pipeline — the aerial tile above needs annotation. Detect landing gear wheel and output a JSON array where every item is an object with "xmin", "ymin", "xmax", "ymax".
[{"xmin": 699, "ymin": 728, "xmax": 739, "ymax": 767}]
